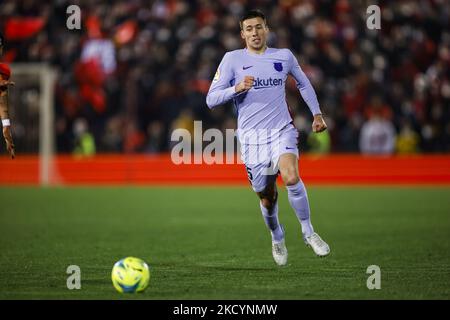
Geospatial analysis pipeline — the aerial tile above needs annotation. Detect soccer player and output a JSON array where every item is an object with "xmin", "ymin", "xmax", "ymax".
[
  {"xmin": 206, "ymin": 10, "xmax": 330, "ymax": 266},
  {"xmin": 0, "ymin": 33, "xmax": 15, "ymax": 159}
]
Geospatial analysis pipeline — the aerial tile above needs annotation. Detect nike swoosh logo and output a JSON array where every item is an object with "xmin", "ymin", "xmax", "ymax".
[
  {"xmin": 242, "ymin": 66, "xmax": 253, "ymax": 70},
  {"xmin": 286, "ymin": 147, "xmax": 296, "ymax": 150}
]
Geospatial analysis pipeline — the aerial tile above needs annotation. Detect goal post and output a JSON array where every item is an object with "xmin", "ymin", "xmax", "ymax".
[{"xmin": 10, "ymin": 63, "xmax": 57, "ymax": 186}]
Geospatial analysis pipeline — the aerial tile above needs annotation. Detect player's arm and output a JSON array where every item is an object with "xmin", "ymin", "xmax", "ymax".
[
  {"xmin": 288, "ymin": 51, "xmax": 327, "ymax": 133},
  {"xmin": 0, "ymin": 74, "xmax": 15, "ymax": 159},
  {"xmin": 206, "ymin": 53, "xmax": 253, "ymax": 109}
]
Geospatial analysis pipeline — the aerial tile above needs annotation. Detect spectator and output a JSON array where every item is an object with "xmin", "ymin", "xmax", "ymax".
[
  {"xmin": 73, "ymin": 117, "xmax": 96, "ymax": 156},
  {"xmin": 307, "ymin": 130, "xmax": 331, "ymax": 154},
  {"xmin": 396, "ymin": 119, "xmax": 420, "ymax": 154},
  {"xmin": 359, "ymin": 115, "xmax": 396, "ymax": 155}
]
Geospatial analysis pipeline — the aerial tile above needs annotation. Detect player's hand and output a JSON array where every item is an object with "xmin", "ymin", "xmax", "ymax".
[
  {"xmin": 312, "ymin": 114, "xmax": 327, "ymax": 133},
  {"xmin": 3, "ymin": 126, "xmax": 15, "ymax": 159},
  {"xmin": 235, "ymin": 76, "xmax": 254, "ymax": 93}
]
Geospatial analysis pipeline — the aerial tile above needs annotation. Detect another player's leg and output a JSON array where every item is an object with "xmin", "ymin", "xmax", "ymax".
[
  {"xmin": 279, "ymin": 153, "xmax": 330, "ymax": 257},
  {"xmin": 256, "ymin": 182, "xmax": 287, "ymax": 266}
]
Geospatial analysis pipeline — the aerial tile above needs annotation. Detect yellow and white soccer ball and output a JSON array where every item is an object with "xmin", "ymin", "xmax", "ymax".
[{"xmin": 111, "ymin": 257, "xmax": 150, "ymax": 293}]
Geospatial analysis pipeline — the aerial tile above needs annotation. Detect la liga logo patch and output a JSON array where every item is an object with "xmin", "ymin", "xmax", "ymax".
[
  {"xmin": 273, "ymin": 62, "xmax": 283, "ymax": 72},
  {"xmin": 213, "ymin": 68, "xmax": 220, "ymax": 82}
]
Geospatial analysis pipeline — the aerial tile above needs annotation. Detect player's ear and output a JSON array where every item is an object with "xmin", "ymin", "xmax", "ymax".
[{"xmin": 240, "ymin": 29, "xmax": 245, "ymax": 40}]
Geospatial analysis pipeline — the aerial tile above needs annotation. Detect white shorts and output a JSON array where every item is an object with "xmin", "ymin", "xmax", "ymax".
[{"xmin": 240, "ymin": 123, "xmax": 299, "ymax": 193}]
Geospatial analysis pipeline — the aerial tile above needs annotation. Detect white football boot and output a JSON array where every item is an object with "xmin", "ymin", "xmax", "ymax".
[
  {"xmin": 272, "ymin": 226, "xmax": 288, "ymax": 266},
  {"xmin": 304, "ymin": 232, "xmax": 330, "ymax": 257}
]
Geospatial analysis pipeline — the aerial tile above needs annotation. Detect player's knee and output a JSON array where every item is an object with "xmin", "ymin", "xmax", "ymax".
[
  {"xmin": 259, "ymin": 189, "xmax": 277, "ymax": 210},
  {"xmin": 283, "ymin": 172, "xmax": 299, "ymax": 186},
  {"xmin": 260, "ymin": 197, "xmax": 274, "ymax": 209}
]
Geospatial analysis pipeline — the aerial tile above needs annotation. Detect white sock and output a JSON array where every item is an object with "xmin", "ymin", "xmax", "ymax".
[
  {"xmin": 260, "ymin": 201, "xmax": 284, "ymax": 242},
  {"xmin": 286, "ymin": 180, "xmax": 314, "ymax": 237}
]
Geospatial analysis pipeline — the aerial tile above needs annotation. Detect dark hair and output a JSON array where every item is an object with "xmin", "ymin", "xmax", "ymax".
[
  {"xmin": 239, "ymin": 10, "xmax": 267, "ymax": 29},
  {"xmin": 0, "ymin": 33, "xmax": 3, "ymax": 48}
]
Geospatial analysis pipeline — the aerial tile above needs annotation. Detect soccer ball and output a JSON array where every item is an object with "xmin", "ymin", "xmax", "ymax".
[{"xmin": 111, "ymin": 257, "xmax": 150, "ymax": 293}]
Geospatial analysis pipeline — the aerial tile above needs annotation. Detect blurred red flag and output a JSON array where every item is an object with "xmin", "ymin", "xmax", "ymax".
[
  {"xmin": 75, "ymin": 59, "xmax": 107, "ymax": 113},
  {"xmin": 85, "ymin": 15, "xmax": 102, "ymax": 39},
  {"xmin": 4, "ymin": 17, "xmax": 45, "ymax": 40},
  {"xmin": 75, "ymin": 59, "xmax": 105, "ymax": 87},
  {"xmin": 79, "ymin": 84, "xmax": 106, "ymax": 114},
  {"xmin": 114, "ymin": 21, "xmax": 137, "ymax": 46}
]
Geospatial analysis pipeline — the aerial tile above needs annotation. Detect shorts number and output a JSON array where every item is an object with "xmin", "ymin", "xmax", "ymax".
[{"xmin": 245, "ymin": 166, "xmax": 253, "ymax": 181}]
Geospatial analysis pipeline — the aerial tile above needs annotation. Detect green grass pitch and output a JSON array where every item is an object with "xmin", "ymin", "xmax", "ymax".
[{"xmin": 0, "ymin": 186, "xmax": 449, "ymax": 299}]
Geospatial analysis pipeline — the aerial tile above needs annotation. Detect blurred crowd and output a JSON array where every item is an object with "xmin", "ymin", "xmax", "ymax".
[{"xmin": 1, "ymin": 0, "xmax": 449, "ymax": 154}]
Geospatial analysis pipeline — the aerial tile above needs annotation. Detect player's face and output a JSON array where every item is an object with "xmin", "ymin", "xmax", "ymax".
[{"xmin": 240, "ymin": 17, "xmax": 269, "ymax": 52}]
